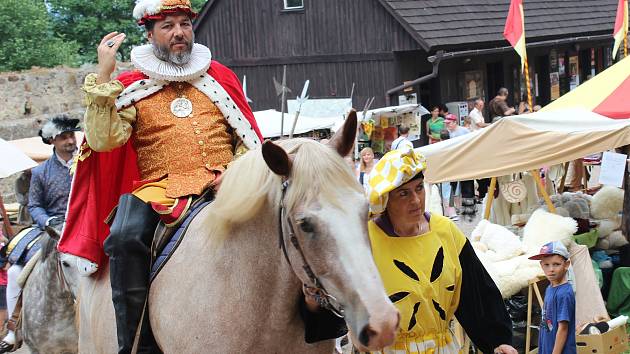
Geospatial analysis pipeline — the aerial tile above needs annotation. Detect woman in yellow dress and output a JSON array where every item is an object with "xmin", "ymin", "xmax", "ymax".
[{"xmin": 365, "ymin": 148, "xmax": 517, "ymax": 354}]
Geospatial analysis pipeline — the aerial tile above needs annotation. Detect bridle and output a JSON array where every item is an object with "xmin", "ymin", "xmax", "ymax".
[
  {"xmin": 56, "ymin": 257, "xmax": 77, "ymax": 303},
  {"xmin": 278, "ymin": 180, "xmax": 345, "ymax": 318}
]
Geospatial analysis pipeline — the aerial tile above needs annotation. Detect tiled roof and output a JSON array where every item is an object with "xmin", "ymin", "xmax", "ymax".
[{"xmin": 378, "ymin": 0, "xmax": 618, "ymax": 51}]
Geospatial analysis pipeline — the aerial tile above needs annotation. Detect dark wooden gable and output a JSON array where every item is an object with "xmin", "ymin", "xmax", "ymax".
[
  {"xmin": 378, "ymin": 0, "xmax": 618, "ymax": 51},
  {"xmin": 194, "ymin": 0, "xmax": 422, "ymax": 63}
]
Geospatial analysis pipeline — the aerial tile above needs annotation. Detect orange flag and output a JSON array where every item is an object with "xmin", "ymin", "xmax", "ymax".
[
  {"xmin": 503, "ymin": 0, "xmax": 527, "ymax": 71},
  {"xmin": 613, "ymin": 0, "xmax": 628, "ymax": 59}
]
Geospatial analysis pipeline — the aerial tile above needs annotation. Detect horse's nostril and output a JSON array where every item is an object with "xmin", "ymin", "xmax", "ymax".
[{"xmin": 359, "ymin": 325, "xmax": 377, "ymax": 347}]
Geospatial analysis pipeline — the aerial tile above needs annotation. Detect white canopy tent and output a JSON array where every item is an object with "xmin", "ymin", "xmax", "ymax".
[
  {"xmin": 358, "ymin": 103, "xmax": 430, "ymax": 121},
  {"xmin": 1, "ymin": 138, "xmax": 38, "ymax": 179},
  {"xmin": 416, "ymin": 109, "xmax": 630, "ymax": 184},
  {"xmin": 9, "ymin": 132, "xmax": 84, "ymax": 163},
  {"xmin": 253, "ymin": 110, "xmax": 345, "ymax": 138}
]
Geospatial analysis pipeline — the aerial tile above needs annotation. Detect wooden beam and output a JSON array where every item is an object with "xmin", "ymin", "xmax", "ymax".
[
  {"xmin": 483, "ymin": 177, "xmax": 497, "ymax": 220},
  {"xmin": 0, "ymin": 195, "xmax": 14, "ymax": 238},
  {"xmin": 222, "ymin": 53, "xmax": 395, "ymax": 67},
  {"xmin": 532, "ymin": 170, "xmax": 556, "ymax": 213}
]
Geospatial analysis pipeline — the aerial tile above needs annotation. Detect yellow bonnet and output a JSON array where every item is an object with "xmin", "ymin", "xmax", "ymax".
[{"xmin": 366, "ymin": 147, "xmax": 427, "ymax": 215}]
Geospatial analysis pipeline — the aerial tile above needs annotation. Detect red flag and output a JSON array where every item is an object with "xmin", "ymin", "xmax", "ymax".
[
  {"xmin": 613, "ymin": 0, "xmax": 628, "ymax": 59},
  {"xmin": 503, "ymin": 0, "xmax": 527, "ymax": 71}
]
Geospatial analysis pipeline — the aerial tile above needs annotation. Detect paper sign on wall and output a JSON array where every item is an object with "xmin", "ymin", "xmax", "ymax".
[{"xmin": 599, "ymin": 151, "xmax": 628, "ymax": 188}]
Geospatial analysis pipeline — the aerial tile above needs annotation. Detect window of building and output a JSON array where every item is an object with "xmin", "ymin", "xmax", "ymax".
[{"xmin": 284, "ymin": 0, "xmax": 304, "ymax": 10}]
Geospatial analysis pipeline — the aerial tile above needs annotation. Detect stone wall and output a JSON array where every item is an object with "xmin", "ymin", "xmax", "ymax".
[
  {"xmin": 0, "ymin": 63, "xmax": 133, "ymax": 204},
  {"xmin": 0, "ymin": 63, "xmax": 134, "ymax": 140}
]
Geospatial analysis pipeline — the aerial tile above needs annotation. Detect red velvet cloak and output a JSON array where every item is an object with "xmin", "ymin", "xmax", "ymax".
[{"xmin": 58, "ymin": 61, "xmax": 263, "ymax": 267}]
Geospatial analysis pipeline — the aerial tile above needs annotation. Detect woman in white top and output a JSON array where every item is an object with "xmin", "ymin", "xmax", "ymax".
[{"xmin": 358, "ymin": 147, "xmax": 376, "ymax": 189}]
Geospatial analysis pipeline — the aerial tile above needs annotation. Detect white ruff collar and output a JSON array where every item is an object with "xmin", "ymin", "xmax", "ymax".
[{"xmin": 130, "ymin": 43, "xmax": 212, "ymax": 82}]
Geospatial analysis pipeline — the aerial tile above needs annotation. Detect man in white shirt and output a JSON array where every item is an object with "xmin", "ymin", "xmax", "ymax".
[
  {"xmin": 469, "ymin": 98, "xmax": 489, "ymax": 131},
  {"xmin": 391, "ymin": 126, "xmax": 414, "ymax": 151}
]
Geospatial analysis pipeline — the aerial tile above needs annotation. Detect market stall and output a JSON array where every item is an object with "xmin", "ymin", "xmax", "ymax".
[
  {"xmin": 357, "ymin": 104, "xmax": 429, "ymax": 155},
  {"xmin": 416, "ymin": 108, "xmax": 630, "ymax": 348},
  {"xmin": 253, "ymin": 109, "xmax": 344, "ymax": 140}
]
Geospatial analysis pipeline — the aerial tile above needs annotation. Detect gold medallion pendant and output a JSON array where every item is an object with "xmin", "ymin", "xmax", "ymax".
[{"xmin": 170, "ymin": 97, "xmax": 193, "ymax": 118}]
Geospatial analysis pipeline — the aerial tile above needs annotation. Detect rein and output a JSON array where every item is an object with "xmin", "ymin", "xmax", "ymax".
[
  {"xmin": 56, "ymin": 256, "xmax": 76, "ymax": 303},
  {"xmin": 278, "ymin": 180, "xmax": 345, "ymax": 318}
]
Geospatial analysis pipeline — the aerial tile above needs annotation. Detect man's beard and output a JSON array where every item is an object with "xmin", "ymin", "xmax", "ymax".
[{"xmin": 152, "ymin": 36, "xmax": 194, "ymax": 66}]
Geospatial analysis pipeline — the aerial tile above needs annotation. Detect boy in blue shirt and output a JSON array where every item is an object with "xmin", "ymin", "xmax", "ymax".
[{"xmin": 529, "ymin": 241, "xmax": 576, "ymax": 354}]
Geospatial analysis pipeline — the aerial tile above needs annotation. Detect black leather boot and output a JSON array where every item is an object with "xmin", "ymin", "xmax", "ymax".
[{"xmin": 104, "ymin": 194, "xmax": 161, "ymax": 354}]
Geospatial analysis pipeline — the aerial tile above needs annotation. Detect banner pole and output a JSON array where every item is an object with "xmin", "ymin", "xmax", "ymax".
[{"xmin": 523, "ymin": 58, "xmax": 533, "ymax": 112}]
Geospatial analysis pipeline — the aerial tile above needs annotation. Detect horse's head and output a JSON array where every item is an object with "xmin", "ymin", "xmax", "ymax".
[
  {"xmin": 45, "ymin": 225, "xmax": 81, "ymax": 298},
  {"xmin": 262, "ymin": 111, "xmax": 399, "ymax": 352}
]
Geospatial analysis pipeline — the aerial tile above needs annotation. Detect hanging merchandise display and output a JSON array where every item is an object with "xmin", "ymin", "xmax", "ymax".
[{"xmin": 500, "ymin": 178, "xmax": 528, "ymax": 203}]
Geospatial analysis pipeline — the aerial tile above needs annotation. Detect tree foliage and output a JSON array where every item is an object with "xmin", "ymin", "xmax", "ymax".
[
  {"xmin": 0, "ymin": 0, "xmax": 208, "ymax": 71},
  {"xmin": 47, "ymin": 0, "xmax": 144, "ymax": 63},
  {"xmin": 0, "ymin": 0, "xmax": 80, "ymax": 72},
  {"xmin": 47, "ymin": 0, "xmax": 209, "ymax": 64}
]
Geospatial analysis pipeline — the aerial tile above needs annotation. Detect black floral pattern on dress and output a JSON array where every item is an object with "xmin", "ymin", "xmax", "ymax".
[
  {"xmin": 389, "ymin": 292, "xmax": 410, "ymax": 303},
  {"xmin": 392, "ymin": 258, "xmax": 448, "ymax": 331},
  {"xmin": 433, "ymin": 299, "xmax": 446, "ymax": 321},
  {"xmin": 394, "ymin": 260, "xmax": 419, "ymax": 281},
  {"xmin": 408, "ymin": 302, "xmax": 422, "ymax": 331},
  {"xmin": 430, "ymin": 247, "xmax": 444, "ymax": 282}
]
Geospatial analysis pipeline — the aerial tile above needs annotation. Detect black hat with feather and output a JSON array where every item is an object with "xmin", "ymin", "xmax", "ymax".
[{"xmin": 38, "ymin": 115, "xmax": 81, "ymax": 145}]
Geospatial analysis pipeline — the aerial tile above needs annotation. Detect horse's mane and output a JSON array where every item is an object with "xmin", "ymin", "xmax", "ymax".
[
  {"xmin": 40, "ymin": 232, "xmax": 59, "ymax": 260},
  {"xmin": 208, "ymin": 138, "xmax": 362, "ymax": 238}
]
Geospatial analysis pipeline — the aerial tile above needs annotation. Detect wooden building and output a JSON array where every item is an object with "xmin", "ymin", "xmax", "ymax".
[{"xmin": 194, "ymin": 0, "xmax": 620, "ymax": 120}]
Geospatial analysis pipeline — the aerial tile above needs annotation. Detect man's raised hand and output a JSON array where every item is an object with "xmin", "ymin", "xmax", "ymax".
[{"xmin": 96, "ymin": 32, "xmax": 126, "ymax": 84}]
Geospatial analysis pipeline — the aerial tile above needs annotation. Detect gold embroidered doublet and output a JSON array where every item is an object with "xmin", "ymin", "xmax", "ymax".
[{"xmin": 133, "ymin": 83, "xmax": 233, "ymax": 198}]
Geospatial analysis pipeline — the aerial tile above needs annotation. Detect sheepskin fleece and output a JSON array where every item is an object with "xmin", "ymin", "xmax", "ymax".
[
  {"xmin": 470, "ymin": 219, "xmax": 524, "ymax": 261},
  {"xmin": 591, "ymin": 186, "xmax": 624, "ymax": 219},
  {"xmin": 597, "ymin": 230, "xmax": 629, "ymax": 249},
  {"xmin": 595, "ymin": 219, "xmax": 620, "ymax": 238},
  {"xmin": 523, "ymin": 209, "xmax": 577, "ymax": 253},
  {"xmin": 471, "ymin": 219, "xmax": 543, "ymax": 298}
]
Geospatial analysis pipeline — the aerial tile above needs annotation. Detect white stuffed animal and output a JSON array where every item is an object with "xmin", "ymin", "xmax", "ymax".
[
  {"xmin": 595, "ymin": 219, "xmax": 620, "ymax": 239},
  {"xmin": 470, "ymin": 219, "xmax": 524, "ymax": 262},
  {"xmin": 591, "ymin": 186, "xmax": 624, "ymax": 219},
  {"xmin": 596, "ymin": 230, "xmax": 629, "ymax": 250}
]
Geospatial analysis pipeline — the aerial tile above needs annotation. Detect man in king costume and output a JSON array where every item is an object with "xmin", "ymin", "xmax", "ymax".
[{"xmin": 57, "ymin": 1, "xmax": 262, "ymax": 353}]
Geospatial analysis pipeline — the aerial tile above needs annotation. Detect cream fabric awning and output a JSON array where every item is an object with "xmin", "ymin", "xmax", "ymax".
[
  {"xmin": 417, "ymin": 109, "xmax": 630, "ymax": 183},
  {"xmin": 0, "ymin": 138, "xmax": 37, "ymax": 178}
]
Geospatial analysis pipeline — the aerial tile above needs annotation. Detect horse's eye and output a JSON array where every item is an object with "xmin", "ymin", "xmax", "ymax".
[
  {"xmin": 297, "ymin": 219, "xmax": 314, "ymax": 233},
  {"xmin": 61, "ymin": 260, "xmax": 70, "ymax": 267}
]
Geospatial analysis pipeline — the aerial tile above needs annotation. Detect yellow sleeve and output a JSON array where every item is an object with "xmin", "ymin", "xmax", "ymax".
[{"xmin": 82, "ymin": 73, "xmax": 136, "ymax": 152}]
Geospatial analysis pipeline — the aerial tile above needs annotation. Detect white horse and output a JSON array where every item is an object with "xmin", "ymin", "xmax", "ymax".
[
  {"xmin": 21, "ymin": 229, "xmax": 81, "ymax": 354},
  {"xmin": 73, "ymin": 113, "xmax": 400, "ymax": 353}
]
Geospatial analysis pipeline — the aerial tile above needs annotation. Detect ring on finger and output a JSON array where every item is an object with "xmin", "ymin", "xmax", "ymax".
[{"xmin": 106, "ymin": 40, "xmax": 115, "ymax": 48}]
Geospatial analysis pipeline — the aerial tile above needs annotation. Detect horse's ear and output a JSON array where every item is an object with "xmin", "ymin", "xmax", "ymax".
[
  {"xmin": 45, "ymin": 226, "xmax": 61, "ymax": 241},
  {"xmin": 328, "ymin": 110, "xmax": 357, "ymax": 157},
  {"xmin": 262, "ymin": 140, "xmax": 292, "ymax": 176}
]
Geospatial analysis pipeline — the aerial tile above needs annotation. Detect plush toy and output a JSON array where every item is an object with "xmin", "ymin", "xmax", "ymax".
[
  {"xmin": 595, "ymin": 219, "xmax": 620, "ymax": 239},
  {"xmin": 564, "ymin": 198, "xmax": 590, "ymax": 219},
  {"xmin": 596, "ymin": 230, "xmax": 629, "ymax": 250},
  {"xmin": 470, "ymin": 219, "xmax": 524, "ymax": 262},
  {"xmin": 591, "ymin": 186, "xmax": 624, "ymax": 220}
]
